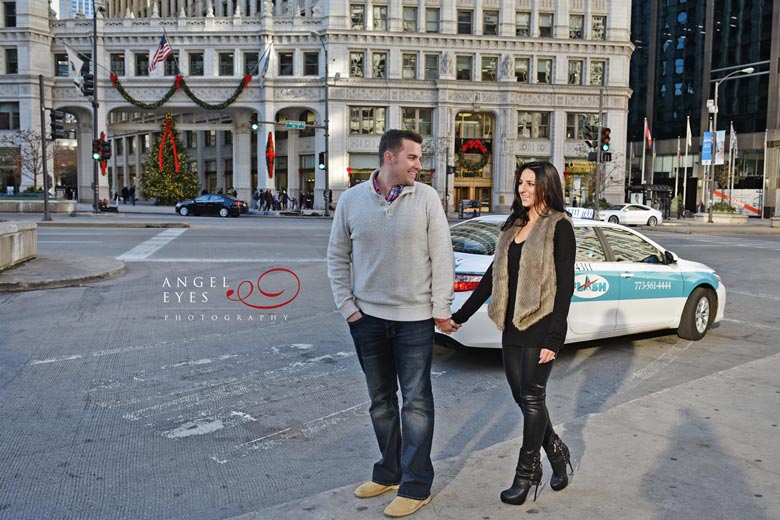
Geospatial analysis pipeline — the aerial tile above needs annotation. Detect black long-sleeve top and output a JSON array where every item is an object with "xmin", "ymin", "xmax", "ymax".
[{"xmin": 451, "ymin": 218, "xmax": 576, "ymax": 354}]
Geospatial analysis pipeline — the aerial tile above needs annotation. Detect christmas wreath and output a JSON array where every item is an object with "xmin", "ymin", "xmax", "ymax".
[
  {"xmin": 457, "ymin": 139, "xmax": 490, "ymax": 172},
  {"xmin": 110, "ymin": 74, "xmax": 251, "ymax": 110}
]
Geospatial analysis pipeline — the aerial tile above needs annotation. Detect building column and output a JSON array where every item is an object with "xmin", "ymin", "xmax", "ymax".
[
  {"xmin": 216, "ymin": 131, "xmax": 224, "ymax": 192},
  {"xmin": 196, "ymin": 131, "xmax": 206, "ymax": 188},
  {"xmin": 233, "ymin": 113, "xmax": 252, "ymax": 203}
]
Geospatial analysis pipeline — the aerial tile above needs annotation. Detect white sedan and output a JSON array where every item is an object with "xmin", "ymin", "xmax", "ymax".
[
  {"xmin": 598, "ymin": 203, "xmax": 662, "ymax": 226},
  {"xmin": 439, "ymin": 216, "xmax": 726, "ymax": 350}
]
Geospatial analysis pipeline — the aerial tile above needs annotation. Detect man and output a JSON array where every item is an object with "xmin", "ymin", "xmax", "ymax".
[{"xmin": 327, "ymin": 129, "xmax": 456, "ymax": 518}]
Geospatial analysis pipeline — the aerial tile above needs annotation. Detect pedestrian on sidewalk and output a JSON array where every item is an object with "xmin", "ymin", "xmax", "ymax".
[
  {"xmin": 450, "ymin": 161, "xmax": 576, "ymax": 506},
  {"xmin": 327, "ymin": 129, "xmax": 456, "ymax": 518},
  {"xmin": 129, "ymin": 186, "xmax": 136, "ymax": 206}
]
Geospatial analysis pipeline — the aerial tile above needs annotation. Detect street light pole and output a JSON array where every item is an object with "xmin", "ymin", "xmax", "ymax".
[
  {"xmin": 312, "ymin": 31, "xmax": 330, "ymax": 216},
  {"xmin": 708, "ymin": 66, "xmax": 754, "ymax": 223},
  {"xmin": 91, "ymin": 1, "xmax": 101, "ymax": 213}
]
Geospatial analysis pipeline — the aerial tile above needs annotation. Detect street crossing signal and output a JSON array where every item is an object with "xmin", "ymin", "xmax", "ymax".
[
  {"xmin": 318, "ymin": 151, "xmax": 326, "ymax": 170},
  {"xmin": 50, "ymin": 110, "xmax": 65, "ymax": 140},
  {"xmin": 600, "ymin": 128, "xmax": 612, "ymax": 162},
  {"xmin": 81, "ymin": 72, "xmax": 94, "ymax": 97},
  {"xmin": 92, "ymin": 139, "xmax": 102, "ymax": 160},
  {"xmin": 101, "ymin": 140, "xmax": 112, "ymax": 161},
  {"xmin": 250, "ymin": 113, "xmax": 259, "ymax": 132},
  {"xmin": 583, "ymin": 124, "xmax": 597, "ymax": 150},
  {"xmin": 447, "ymin": 165, "xmax": 456, "ymax": 175}
]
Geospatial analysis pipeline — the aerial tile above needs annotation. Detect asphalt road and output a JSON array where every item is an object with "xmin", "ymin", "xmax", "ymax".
[{"xmin": 1, "ymin": 220, "xmax": 778, "ymax": 520}]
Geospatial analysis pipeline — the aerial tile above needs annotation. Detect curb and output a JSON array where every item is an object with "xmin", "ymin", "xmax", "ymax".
[
  {"xmin": 0, "ymin": 258, "xmax": 127, "ymax": 292},
  {"xmin": 37, "ymin": 221, "xmax": 190, "ymax": 228}
]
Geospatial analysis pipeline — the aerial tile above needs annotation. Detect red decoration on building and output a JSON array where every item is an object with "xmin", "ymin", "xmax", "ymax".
[
  {"xmin": 158, "ymin": 118, "xmax": 180, "ymax": 172},
  {"xmin": 265, "ymin": 132, "xmax": 275, "ymax": 179}
]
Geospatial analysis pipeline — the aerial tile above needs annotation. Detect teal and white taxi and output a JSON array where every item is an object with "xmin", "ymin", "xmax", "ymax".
[{"xmin": 441, "ymin": 215, "xmax": 726, "ymax": 349}]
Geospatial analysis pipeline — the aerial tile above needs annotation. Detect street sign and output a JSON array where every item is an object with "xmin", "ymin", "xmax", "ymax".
[
  {"xmin": 702, "ymin": 131, "xmax": 712, "ymax": 165},
  {"xmin": 285, "ymin": 121, "xmax": 306, "ymax": 130}
]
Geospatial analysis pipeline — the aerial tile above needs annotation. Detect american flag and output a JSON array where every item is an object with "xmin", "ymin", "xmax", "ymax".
[{"xmin": 149, "ymin": 35, "xmax": 172, "ymax": 73}]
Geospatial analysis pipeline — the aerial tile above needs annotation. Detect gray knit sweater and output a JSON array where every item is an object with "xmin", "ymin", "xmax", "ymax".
[{"xmin": 327, "ymin": 170, "xmax": 455, "ymax": 322}]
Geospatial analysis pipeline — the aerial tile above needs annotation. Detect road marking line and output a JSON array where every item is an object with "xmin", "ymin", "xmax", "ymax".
[
  {"xmin": 116, "ymin": 228, "xmax": 187, "ymax": 261},
  {"xmin": 728, "ymin": 290, "xmax": 780, "ymax": 301},
  {"xmin": 123, "ymin": 257, "xmax": 326, "ymax": 263},
  {"xmin": 38, "ymin": 240, "xmax": 101, "ymax": 244}
]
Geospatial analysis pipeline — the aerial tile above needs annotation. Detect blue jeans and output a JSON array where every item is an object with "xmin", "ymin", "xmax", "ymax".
[{"xmin": 348, "ymin": 315, "xmax": 435, "ymax": 500}]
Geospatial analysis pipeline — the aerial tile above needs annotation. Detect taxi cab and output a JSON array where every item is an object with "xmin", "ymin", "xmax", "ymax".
[{"xmin": 440, "ymin": 215, "xmax": 726, "ymax": 349}]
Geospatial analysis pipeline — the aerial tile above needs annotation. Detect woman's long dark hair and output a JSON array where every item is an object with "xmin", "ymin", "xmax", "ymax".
[{"xmin": 502, "ymin": 161, "xmax": 566, "ymax": 231}]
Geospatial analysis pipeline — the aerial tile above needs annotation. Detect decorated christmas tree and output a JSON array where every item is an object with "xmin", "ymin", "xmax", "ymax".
[{"xmin": 141, "ymin": 113, "xmax": 199, "ymax": 205}]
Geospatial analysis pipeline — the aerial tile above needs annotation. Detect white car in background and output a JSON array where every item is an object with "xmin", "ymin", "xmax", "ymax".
[
  {"xmin": 598, "ymin": 203, "xmax": 663, "ymax": 226},
  {"xmin": 438, "ymin": 216, "xmax": 725, "ymax": 350}
]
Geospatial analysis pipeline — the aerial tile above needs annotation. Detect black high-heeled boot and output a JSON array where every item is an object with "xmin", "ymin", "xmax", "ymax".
[
  {"xmin": 543, "ymin": 434, "xmax": 573, "ymax": 491},
  {"xmin": 500, "ymin": 449, "xmax": 542, "ymax": 505}
]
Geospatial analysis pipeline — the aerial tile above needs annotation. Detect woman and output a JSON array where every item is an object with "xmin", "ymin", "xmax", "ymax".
[{"xmin": 451, "ymin": 161, "xmax": 575, "ymax": 505}]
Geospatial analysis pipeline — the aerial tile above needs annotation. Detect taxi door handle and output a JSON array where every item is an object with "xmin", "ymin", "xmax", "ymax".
[{"xmin": 620, "ymin": 273, "xmax": 635, "ymax": 279}]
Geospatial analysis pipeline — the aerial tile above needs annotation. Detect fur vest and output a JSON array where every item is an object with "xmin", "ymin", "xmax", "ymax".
[{"xmin": 487, "ymin": 210, "xmax": 569, "ymax": 331}]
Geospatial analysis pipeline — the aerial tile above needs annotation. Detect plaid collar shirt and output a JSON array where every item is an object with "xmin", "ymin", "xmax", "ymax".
[{"xmin": 373, "ymin": 175, "xmax": 403, "ymax": 203}]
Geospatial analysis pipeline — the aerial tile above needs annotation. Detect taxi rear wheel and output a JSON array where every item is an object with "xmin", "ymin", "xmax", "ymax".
[
  {"xmin": 647, "ymin": 216, "xmax": 658, "ymax": 226},
  {"xmin": 608, "ymin": 216, "xmax": 619, "ymax": 224},
  {"xmin": 677, "ymin": 287, "xmax": 714, "ymax": 340}
]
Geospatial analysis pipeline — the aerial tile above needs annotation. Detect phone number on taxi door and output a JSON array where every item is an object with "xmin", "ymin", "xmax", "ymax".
[{"xmin": 634, "ymin": 280, "xmax": 672, "ymax": 291}]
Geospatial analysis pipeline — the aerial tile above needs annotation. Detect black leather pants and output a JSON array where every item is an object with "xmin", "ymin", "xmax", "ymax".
[{"xmin": 502, "ymin": 345, "xmax": 555, "ymax": 453}]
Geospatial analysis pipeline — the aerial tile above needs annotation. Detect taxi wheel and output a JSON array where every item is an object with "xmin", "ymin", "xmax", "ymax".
[
  {"xmin": 608, "ymin": 216, "xmax": 619, "ymax": 224},
  {"xmin": 647, "ymin": 216, "xmax": 658, "ymax": 226},
  {"xmin": 677, "ymin": 287, "xmax": 714, "ymax": 340}
]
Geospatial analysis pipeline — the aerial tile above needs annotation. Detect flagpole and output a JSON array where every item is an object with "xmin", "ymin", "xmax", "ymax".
[
  {"xmin": 641, "ymin": 118, "xmax": 647, "ymax": 185},
  {"xmin": 674, "ymin": 136, "xmax": 680, "ymax": 199},
  {"xmin": 761, "ymin": 130, "xmax": 768, "ymax": 219},
  {"xmin": 728, "ymin": 121, "xmax": 735, "ymax": 209},
  {"xmin": 160, "ymin": 27, "xmax": 181, "ymax": 74},
  {"xmin": 683, "ymin": 116, "xmax": 690, "ymax": 216}
]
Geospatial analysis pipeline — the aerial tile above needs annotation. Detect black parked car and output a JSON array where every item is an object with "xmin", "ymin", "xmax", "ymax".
[{"xmin": 175, "ymin": 194, "xmax": 248, "ymax": 217}]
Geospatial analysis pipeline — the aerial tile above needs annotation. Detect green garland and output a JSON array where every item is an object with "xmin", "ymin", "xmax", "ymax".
[{"xmin": 110, "ymin": 74, "xmax": 251, "ymax": 111}]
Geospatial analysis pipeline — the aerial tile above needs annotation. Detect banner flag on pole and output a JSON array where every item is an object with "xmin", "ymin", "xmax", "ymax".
[
  {"xmin": 715, "ymin": 130, "xmax": 726, "ymax": 165},
  {"xmin": 686, "ymin": 116, "xmax": 692, "ymax": 149},
  {"xmin": 65, "ymin": 46, "xmax": 84, "ymax": 91},
  {"xmin": 730, "ymin": 122, "xmax": 738, "ymax": 158},
  {"xmin": 644, "ymin": 118, "xmax": 653, "ymax": 148},
  {"xmin": 149, "ymin": 35, "xmax": 172, "ymax": 72},
  {"xmin": 256, "ymin": 45, "xmax": 272, "ymax": 87}
]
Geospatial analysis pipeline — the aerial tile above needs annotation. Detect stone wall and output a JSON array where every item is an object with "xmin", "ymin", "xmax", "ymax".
[
  {"xmin": 0, "ymin": 222, "xmax": 37, "ymax": 272},
  {"xmin": 0, "ymin": 200, "xmax": 77, "ymax": 214}
]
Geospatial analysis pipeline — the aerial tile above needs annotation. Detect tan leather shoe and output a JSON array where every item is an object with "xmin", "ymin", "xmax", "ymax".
[
  {"xmin": 353, "ymin": 481, "xmax": 400, "ymax": 498},
  {"xmin": 383, "ymin": 496, "xmax": 432, "ymax": 517}
]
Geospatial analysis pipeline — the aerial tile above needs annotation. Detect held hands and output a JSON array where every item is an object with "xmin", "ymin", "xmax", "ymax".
[
  {"xmin": 435, "ymin": 318, "xmax": 461, "ymax": 335},
  {"xmin": 539, "ymin": 348, "xmax": 557, "ymax": 364}
]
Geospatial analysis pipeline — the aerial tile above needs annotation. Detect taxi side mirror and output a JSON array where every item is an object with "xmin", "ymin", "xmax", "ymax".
[{"xmin": 664, "ymin": 251, "xmax": 678, "ymax": 264}]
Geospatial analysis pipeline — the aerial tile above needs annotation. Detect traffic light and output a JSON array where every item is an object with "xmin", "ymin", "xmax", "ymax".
[
  {"xmin": 50, "ymin": 110, "xmax": 65, "ymax": 140},
  {"xmin": 600, "ymin": 127, "xmax": 612, "ymax": 161},
  {"xmin": 101, "ymin": 139, "xmax": 112, "ymax": 161},
  {"xmin": 92, "ymin": 139, "xmax": 102, "ymax": 160},
  {"xmin": 81, "ymin": 72, "xmax": 94, "ymax": 97},
  {"xmin": 583, "ymin": 124, "xmax": 597, "ymax": 150},
  {"xmin": 318, "ymin": 151, "xmax": 326, "ymax": 170},
  {"xmin": 447, "ymin": 165, "xmax": 455, "ymax": 175},
  {"xmin": 250, "ymin": 113, "xmax": 259, "ymax": 132}
]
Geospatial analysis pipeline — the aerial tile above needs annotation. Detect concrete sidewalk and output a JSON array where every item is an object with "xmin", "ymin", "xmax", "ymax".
[
  {"xmin": 0, "ymin": 255, "xmax": 126, "ymax": 292},
  {"xmin": 238, "ymin": 353, "xmax": 779, "ymax": 520}
]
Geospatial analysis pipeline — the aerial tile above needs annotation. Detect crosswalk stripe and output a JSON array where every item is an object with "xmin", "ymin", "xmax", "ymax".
[{"xmin": 116, "ymin": 228, "xmax": 187, "ymax": 261}]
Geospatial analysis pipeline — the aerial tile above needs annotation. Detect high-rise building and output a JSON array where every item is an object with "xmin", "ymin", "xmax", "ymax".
[
  {"xmin": 60, "ymin": 0, "xmax": 95, "ymax": 18},
  {"xmin": 628, "ymin": 0, "xmax": 779, "ymax": 216}
]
